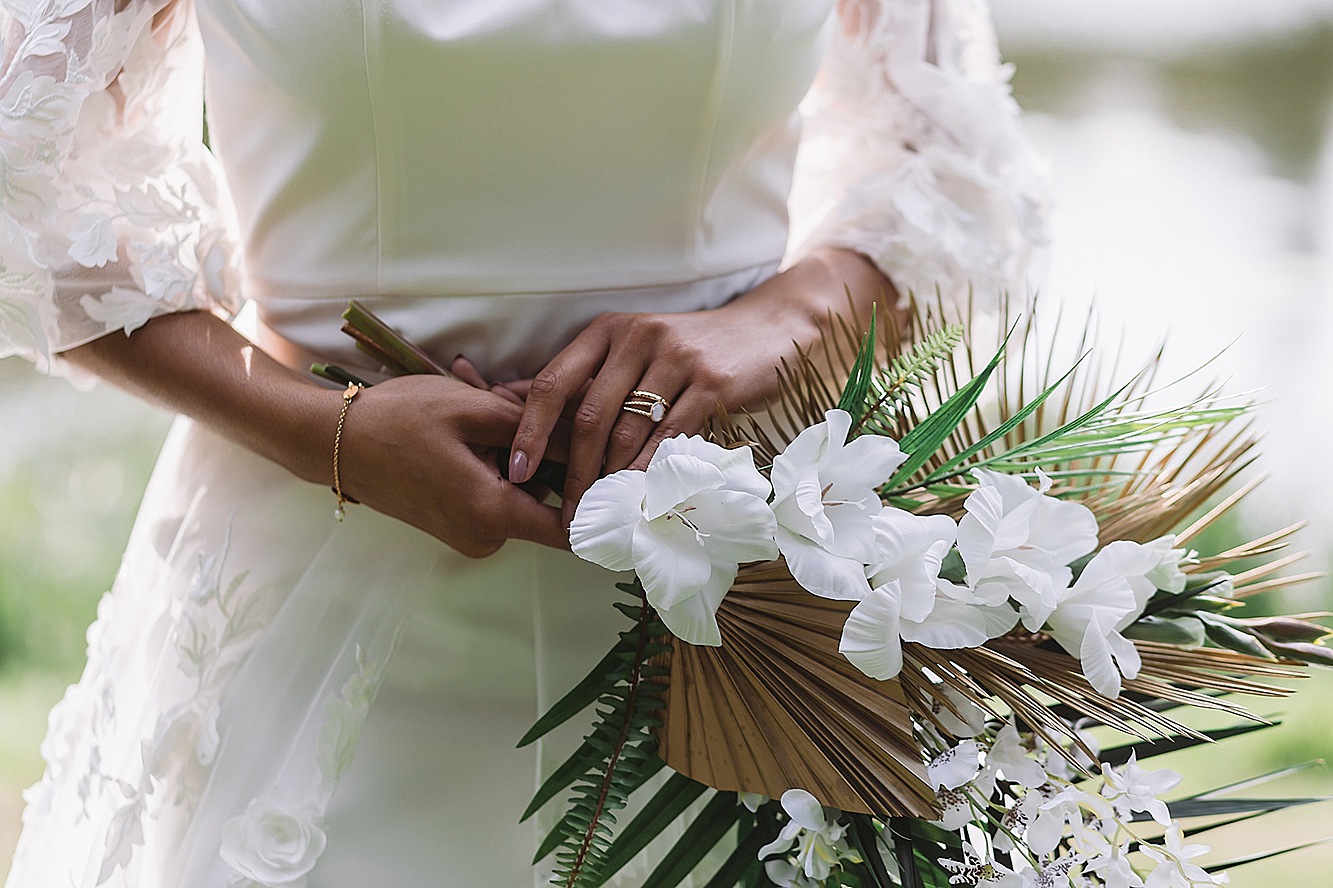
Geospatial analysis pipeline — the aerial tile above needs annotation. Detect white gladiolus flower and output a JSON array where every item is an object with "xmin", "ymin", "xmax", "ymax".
[
  {"xmin": 1101, "ymin": 753, "xmax": 1182, "ymax": 826},
  {"xmin": 219, "ymin": 798, "xmax": 327, "ymax": 887},
  {"xmin": 771, "ymin": 410, "xmax": 907, "ymax": 601},
  {"xmin": 957, "ymin": 468, "xmax": 1099, "ymax": 629},
  {"xmin": 570, "ymin": 435, "xmax": 777, "ymax": 646},
  {"xmin": 1143, "ymin": 534, "xmax": 1192, "ymax": 594},
  {"xmin": 1046, "ymin": 541, "xmax": 1160, "ymax": 697},
  {"xmin": 867, "ymin": 509, "xmax": 958, "ymax": 620},
  {"xmin": 839, "ymin": 511, "xmax": 1014, "ymax": 680}
]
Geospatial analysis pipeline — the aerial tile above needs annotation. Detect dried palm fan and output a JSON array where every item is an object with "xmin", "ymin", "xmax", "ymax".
[
  {"xmin": 683, "ymin": 291, "xmax": 1308, "ymax": 816},
  {"xmin": 654, "ymin": 564, "xmax": 936, "ymax": 818}
]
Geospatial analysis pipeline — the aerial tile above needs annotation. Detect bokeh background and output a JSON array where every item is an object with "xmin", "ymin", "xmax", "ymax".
[{"xmin": 1, "ymin": 2, "xmax": 1331, "ymax": 883}]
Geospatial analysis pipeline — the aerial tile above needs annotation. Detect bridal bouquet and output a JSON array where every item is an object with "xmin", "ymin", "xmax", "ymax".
[{"xmin": 320, "ymin": 299, "xmax": 1329, "ymax": 888}]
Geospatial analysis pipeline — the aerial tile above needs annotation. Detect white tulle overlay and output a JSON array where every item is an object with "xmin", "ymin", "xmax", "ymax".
[{"xmin": 1, "ymin": 1, "xmax": 1047, "ymax": 885}]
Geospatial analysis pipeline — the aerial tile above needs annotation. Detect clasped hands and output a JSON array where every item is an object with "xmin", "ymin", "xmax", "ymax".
[{"xmin": 338, "ymin": 250, "xmax": 892, "ymax": 559}]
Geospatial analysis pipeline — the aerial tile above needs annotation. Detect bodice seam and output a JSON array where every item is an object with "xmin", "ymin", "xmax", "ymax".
[
  {"xmin": 358, "ymin": 0, "xmax": 386, "ymax": 298},
  {"xmin": 684, "ymin": 0, "xmax": 738, "ymax": 275}
]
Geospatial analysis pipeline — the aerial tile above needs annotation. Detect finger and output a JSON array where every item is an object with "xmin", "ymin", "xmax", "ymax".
[
  {"xmin": 450, "ymin": 355, "xmax": 491, "ymax": 390},
  {"xmin": 490, "ymin": 382, "xmax": 524, "ymax": 406},
  {"xmin": 500, "ymin": 379, "xmax": 532, "ymax": 399},
  {"xmin": 626, "ymin": 390, "xmax": 716, "ymax": 472},
  {"xmin": 559, "ymin": 350, "xmax": 654, "ymax": 528},
  {"xmin": 464, "ymin": 397, "xmax": 574, "ymax": 465},
  {"xmin": 509, "ymin": 330, "xmax": 611, "ymax": 485},
  {"xmin": 492, "ymin": 477, "xmax": 569, "ymax": 550},
  {"xmin": 602, "ymin": 377, "xmax": 688, "ymax": 475}
]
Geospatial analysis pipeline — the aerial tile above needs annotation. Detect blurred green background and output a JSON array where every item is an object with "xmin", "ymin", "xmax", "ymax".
[{"xmin": 1, "ymin": 3, "xmax": 1332, "ymax": 884}]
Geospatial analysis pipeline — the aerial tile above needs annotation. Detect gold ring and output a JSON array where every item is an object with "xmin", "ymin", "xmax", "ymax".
[{"xmin": 622, "ymin": 389, "xmax": 671, "ymax": 423}]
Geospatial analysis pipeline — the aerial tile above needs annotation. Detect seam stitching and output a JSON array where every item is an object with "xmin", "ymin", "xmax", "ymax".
[
  {"xmin": 685, "ymin": 0, "xmax": 738, "ymax": 274},
  {"xmin": 358, "ymin": 0, "xmax": 385, "ymax": 296}
]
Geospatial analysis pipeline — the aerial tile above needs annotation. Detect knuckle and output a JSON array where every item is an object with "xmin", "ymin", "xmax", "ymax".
[
  {"xmin": 572, "ymin": 401, "xmax": 606, "ymax": 435},
  {"xmin": 528, "ymin": 369, "xmax": 563, "ymax": 400},
  {"xmin": 691, "ymin": 364, "xmax": 729, "ymax": 392},
  {"xmin": 608, "ymin": 421, "xmax": 641, "ymax": 454}
]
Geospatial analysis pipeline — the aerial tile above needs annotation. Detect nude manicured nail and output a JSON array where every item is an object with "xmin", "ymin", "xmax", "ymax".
[{"xmin": 508, "ymin": 449, "xmax": 529, "ymax": 484}]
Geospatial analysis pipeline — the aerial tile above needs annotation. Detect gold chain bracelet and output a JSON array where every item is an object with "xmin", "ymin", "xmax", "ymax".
[{"xmin": 332, "ymin": 382, "xmax": 363, "ymax": 521}]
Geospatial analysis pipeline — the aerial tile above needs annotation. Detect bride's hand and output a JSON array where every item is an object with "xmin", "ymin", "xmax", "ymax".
[
  {"xmin": 506, "ymin": 249, "xmax": 897, "ymax": 527},
  {"xmin": 338, "ymin": 374, "xmax": 569, "ymax": 557}
]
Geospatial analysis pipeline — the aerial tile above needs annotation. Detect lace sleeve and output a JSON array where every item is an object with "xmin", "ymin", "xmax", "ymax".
[
  {"xmin": 787, "ymin": 0, "xmax": 1049, "ymax": 306},
  {"xmin": 0, "ymin": 0, "xmax": 241, "ymax": 374}
]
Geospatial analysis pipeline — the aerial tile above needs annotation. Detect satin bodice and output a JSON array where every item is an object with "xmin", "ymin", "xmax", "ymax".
[{"xmin": 195, "ymin": 0, "xmax": 837, "ymax": 376}]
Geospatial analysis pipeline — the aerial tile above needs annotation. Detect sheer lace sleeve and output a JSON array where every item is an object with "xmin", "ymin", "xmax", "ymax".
[
  {"xmin": 0, "ymin": 0, "xmax": 241, "ymax": 374},
  {"xmin": 788, "ymin": 0, "xmax": 1048, "ymax": 305}
]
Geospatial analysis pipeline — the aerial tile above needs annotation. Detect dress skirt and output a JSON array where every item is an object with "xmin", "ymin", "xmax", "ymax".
[{"xmin": 8, "ymin": 415, "xmax": 665, "ymax": 887}]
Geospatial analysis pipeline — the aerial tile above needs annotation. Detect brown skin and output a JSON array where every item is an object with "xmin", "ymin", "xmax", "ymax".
[
  {"xmin": 64, "ymin": 247, "xmax": 896, "ymax": 556},
  {"xmin": 508, "ymin": 247, "xmax": 899, "ymax": 526}
]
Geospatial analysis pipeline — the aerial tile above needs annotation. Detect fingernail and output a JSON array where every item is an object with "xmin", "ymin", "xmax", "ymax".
[{"xmin": 508, "ymin": 449, "xmax": 530, "ymax": 484}]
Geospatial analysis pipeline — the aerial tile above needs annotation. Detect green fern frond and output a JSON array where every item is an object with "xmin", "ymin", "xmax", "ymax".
[
  {"xmin": 854, "ymin": 323, "xmax": 964, "ymax": 438},
  {"xmin": 530, "ymin": 582, "xmax": 671, "ymax": 888}
]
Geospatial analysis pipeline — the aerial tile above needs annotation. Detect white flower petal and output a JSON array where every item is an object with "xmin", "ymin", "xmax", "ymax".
[
  {"xmin": 684, "ymin": 489, "xmax": 778, "ymax": 565},
  {"xmin": 569, "ymin": 471, "xmax": 646, "ymax": 572},
  {"xmin": 653, "ymin": 562, "xmax": 733, "ymax": 646},
  {"xmin": 928, "ymin": 739, "xmax": 982, "ymax": 790},
  {"xmin": 839, "ymin": 583, "xmax": 904, "ymax": 680},
  {"xmin": 1026, "ymin": 496, "xmax": 1099, "ymax": 566},
  {"xmin": 653, "ymin": 435, "xmax": 770, "ymax": 500},
  {"xmin": 780, "ymin": 788, "xmax": 828, "ymax": 831},
  {"xmin": 778, "ymin": 527, "xmax": 872, "ymax": 601},
  {"xmin": 901, "ymin": 596, "xmax": 1019, "ymax": 649},
  {"xmin": 822, "ymin": 433, "xmax": 906, "ymax": 489},
  {"xmin": 633, "ymin": 514, "xmax": 714, "ymax": 610},
  {"xmin": 642, "ymin": 453, "xmax": 725, "ymax": 521},
  {"xmin": 1078, "ymin": 616, "xmax": 1124, "ymax": 697}
]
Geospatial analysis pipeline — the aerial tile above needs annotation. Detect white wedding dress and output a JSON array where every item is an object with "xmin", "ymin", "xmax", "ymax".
[{"xmin": 0, "ymin": 1, "xmax": 1045, "ymax": 885}]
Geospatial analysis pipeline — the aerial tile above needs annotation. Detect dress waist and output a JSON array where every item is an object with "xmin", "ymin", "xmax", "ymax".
[{"xmin": 250, "ymin": 261, "xmax": 778, "ymax": 382}]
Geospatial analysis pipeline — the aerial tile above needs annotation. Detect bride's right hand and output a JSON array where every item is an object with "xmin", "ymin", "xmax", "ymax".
[{"xmin": 335, "ymin": 374, "xmax": 569, "ymax": 558}]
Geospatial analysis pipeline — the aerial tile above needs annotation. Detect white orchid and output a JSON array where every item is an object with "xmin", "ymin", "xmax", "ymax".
[
  {"xmin": 974, "ymin": 721, "xmax": 1047, "ymax": 797},
  {"xmin": 757, "ymin": 789, "xmax": 859, "ymax": 883},
  {"xmin": 771, "ymin": 410, "xmax": 907, "ymax": 601},
  {"xmin": 1027, "ymin": 783, "xmax": 1110, "ymax": 857},
  {"xmin": 1100, "ymin": 753, "xmax": 1181, "ymax": 826},
  {"xmin": 928, "ymin": 683, "xmax": 990, "ymax": 739},
  {"xmin": 570, "ymin": 435, "xmax": 777, "ymax": 646},
  {"xmin": 926, "ymin": 739, "xmax": 982, "ymax": 790},
  {"xmin": 1141, "ymin": 823, "xmax": 1227, "ymax": 888},
  {"xmin": 1045, "ymin": 541, "xmax": 1160, "ymax": 697},
  {"xmin": 956, "ymin": 468, "xmax": 1099, "ymax": 629}
]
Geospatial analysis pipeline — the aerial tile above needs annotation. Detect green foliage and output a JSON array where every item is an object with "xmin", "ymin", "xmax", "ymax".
[
  {"xmin": 837, "ymin": 307, "xmax": 879, "ymax": 418},
  {"xmin": 527, "ymin": 582, "xmax": 675, "ymax": 888},
  {"xmin": 884, "ymin": 327, "xmax": 1013, "ymax": 491},
  {"xmin": 854, "ymin": 323, "xmax": 965, "ymax": 439}
]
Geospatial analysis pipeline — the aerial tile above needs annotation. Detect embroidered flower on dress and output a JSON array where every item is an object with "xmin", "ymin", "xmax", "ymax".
[{"xmin": 220, "ymin": 798, "xmax": 328, "ymax": 888}]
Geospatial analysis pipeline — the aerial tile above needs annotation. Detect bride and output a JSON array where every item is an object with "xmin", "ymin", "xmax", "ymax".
[{"xmin": 0, "ymin": 0, "xmax": 1045, "ymax": 885}]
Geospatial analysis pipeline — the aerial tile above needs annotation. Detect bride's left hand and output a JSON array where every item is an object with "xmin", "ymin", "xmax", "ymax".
[{"xmin": 506, "ymin": 249, "xmax": 897, "ymax": 527}]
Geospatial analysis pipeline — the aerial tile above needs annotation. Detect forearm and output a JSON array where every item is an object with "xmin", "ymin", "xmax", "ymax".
[
  {"xmin": 64, "ymin": 310, "xmax": 339, "ymax": 488},
  {"xmin": 725, "ymin": 247, "xmax": 900, "ymax": 358}
]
